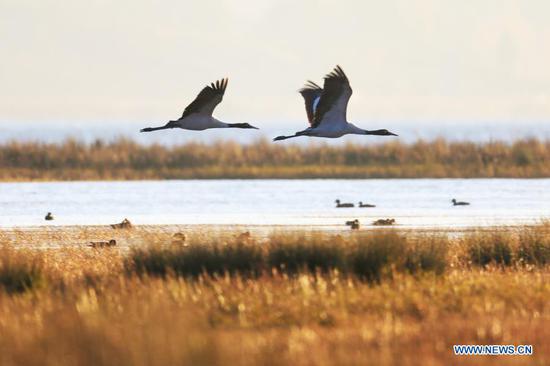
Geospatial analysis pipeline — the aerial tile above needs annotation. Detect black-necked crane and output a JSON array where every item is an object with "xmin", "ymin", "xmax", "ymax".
[
  {"xmin": 335, "ymin": 199, "xmax": 354, "ymax": 208},
  {"xmin": 452, "ymin": 199, "xmax": 470, "ymax": 206},
  {"xmin": 274, "ymin": 65, "xmax": 397, "ymax": 141},
  {"xmin": 140, "ymin": 78, "xmax": 259, "ymax": 133},
  {"xmin": 358, "ymin": 201, "xmax": 376, "ymax": 208}
]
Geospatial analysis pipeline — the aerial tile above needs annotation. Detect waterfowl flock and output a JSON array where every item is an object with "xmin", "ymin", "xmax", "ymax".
[
  {"xmin": 337, "ymin": 197, "xmax": 471, "ymax": 229},
  {"xmin": 335, "ymin": 198, "xmax": 471, "ymax": 209}
]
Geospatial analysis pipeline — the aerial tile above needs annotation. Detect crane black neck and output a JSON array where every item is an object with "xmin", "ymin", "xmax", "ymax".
[
  {"xmin": 365, "ymin": 129, "xmax": 389, "ymax": 136},
  {"xmin": 227, "ymin": 123, "xmax": 257, "ymax": 129}
]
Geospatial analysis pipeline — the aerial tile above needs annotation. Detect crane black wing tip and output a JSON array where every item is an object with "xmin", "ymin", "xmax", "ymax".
[
  {"xmin": 273, "ymin": 135, "xmax": 287, "ymax": 141},
  {"xmin": 305, "ymin": 80, "xmax": 322, "ymax": 89},
  {"xmin": 299, "ymin": 80, "xmax": 322, "ymax": 94},
  {"xmin": 325, "ymin": 65, "xmax": 348, "ymax": 81},
  {"xmin": 208, "ymin": 78, "xmax": 229, "ymax": 93}
]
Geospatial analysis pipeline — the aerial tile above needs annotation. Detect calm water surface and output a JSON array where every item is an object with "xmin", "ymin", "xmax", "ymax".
[{"xmin": 0, "ymin": 179, "xmax": 549, "ymax": 228}]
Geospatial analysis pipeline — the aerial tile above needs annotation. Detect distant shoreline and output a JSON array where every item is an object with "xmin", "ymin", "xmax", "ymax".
[
  {"xmin": 0, "ymin": 138, "xmax": 549, "ymax": 181},
  {"xmin": 0, "ymin": 223, "xmax": 542, "ymax": 238}
]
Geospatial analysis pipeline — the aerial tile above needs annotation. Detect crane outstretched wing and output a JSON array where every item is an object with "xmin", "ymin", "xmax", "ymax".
[
  {"xmin": 299, "ymin": 81, "xmax": 323, "ymax": 126},
  {"xmin": 312, "ymin": 66, "xmax": 352, "ymax": 128},
  {"xmin": 181, "ymin": 78, "xmax": 228, "ymax": 118}
]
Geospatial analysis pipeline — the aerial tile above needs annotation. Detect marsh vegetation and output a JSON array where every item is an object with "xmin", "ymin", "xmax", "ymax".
[
  {"xmin": 0, "ymin": 138, "xmax": 549, "ymax": 180},
  {"xmin": 0, "ymin": 224, "xmax": 549, "ymax": 365}
]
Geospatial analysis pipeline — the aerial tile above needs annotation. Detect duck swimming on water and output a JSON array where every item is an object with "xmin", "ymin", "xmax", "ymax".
[
  {"xmin": 358, "ymin": 201, "xmax": 376, "ymax": 208},
  {"xmin": 335, "ymin": 199, "xmax": 354, "ymax": 208},
  {"xmin": 452, "ymin": 199, "xmax": 470, "ymax": 206}
]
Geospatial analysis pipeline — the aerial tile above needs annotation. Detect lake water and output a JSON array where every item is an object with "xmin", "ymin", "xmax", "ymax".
[{"xmin": 0, "ymin": 179, "xmax": 549, "ymax": 228}]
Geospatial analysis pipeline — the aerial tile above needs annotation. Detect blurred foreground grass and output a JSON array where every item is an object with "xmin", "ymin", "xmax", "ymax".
[
  {"xmin": 0, "ymin": 224, "xmax": 549, "ymax": 365},
  {"xmin": 1, "ymin": 138, "xmax": 549, "ymax": 180}
]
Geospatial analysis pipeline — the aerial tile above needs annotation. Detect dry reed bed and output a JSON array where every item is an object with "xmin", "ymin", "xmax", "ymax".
[
  {"xmin": 1, "ymin": 138, "xmax": 549, "ymax": 180},
  {"xmin": 0, "ymin": 226, "xmax": 549, "ymax": 365},
  {"xmin": 1, "ymin": 271, "xmax": 548, "ymax": 365}
]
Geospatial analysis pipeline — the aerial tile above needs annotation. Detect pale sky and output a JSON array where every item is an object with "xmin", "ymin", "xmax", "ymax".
[{"xmin": 1, "ymin": 0, "xmax": 550, "ymax": 125}]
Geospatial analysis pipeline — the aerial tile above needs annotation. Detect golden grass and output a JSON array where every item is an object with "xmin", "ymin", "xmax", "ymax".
[
  {"xmin": 0, "ymin": 226, "xmax": 549, "ymax": 365},
  {"xmin": 1, "ymin": 138, "xmax": 549, "ymax": 180}
]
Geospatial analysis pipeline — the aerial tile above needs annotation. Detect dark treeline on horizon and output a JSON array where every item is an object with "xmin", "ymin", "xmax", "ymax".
[{"xmin": 0, "ymin": 138, "xmax": 549, "ymax": 181}]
